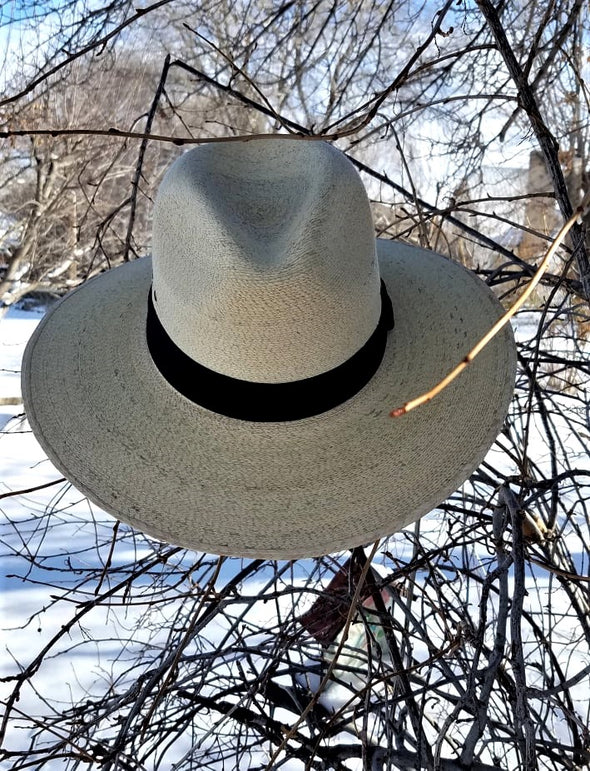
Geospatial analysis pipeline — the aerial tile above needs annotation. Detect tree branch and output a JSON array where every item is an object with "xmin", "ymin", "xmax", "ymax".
[{"xmin": 475, "ymin": 0, "xmax": 590, "ymax": 302}]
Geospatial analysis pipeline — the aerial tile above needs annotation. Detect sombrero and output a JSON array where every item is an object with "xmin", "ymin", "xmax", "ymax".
[{"xmin": 22, "ymin": 138, "xmax": 516, "ymax": 559}]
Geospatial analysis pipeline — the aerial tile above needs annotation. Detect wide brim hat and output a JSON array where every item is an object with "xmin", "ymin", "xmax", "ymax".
[{"xmin": 22, "ymin": 138, "xmax": 516, "ymax": 559}]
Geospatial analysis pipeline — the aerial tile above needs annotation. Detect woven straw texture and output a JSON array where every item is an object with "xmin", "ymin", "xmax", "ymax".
[
  {"xmin": 152, "ymin": 140, "xmax": 380, "ymax": 382},
  {"xmin": 23, "ymin": 241, "xmax": 516, "ymax": 558}
]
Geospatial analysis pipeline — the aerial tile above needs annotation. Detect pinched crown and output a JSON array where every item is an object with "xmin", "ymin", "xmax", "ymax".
[{"xmin": 151, "ymin": 139, "xmax": 380, "ymax": 383}]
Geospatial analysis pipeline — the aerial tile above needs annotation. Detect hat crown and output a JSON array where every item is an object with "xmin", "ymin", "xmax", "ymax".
[{"xmin": 152, "ymin": 139, "xmax": 380, "ymax": 383}]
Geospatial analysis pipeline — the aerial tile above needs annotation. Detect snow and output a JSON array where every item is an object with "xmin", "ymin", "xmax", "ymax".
[
  {"xmin": 0, "ymin": 307, "xmax": 41, "ymax": 415},
  {"xmin": 1, "ymin": 304, "xmax": 589, "ymax": 769}
]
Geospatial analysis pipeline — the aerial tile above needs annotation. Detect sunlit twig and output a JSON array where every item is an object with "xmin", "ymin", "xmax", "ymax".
[{"xmin": 390, "ymin": 196, "xmax": 590, "ymax": 418}]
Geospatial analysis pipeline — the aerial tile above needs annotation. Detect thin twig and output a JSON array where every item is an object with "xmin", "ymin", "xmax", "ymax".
[
  {"xmin": 94, "ymin": 521, "xmax": 120, "ymax": 596},
  {"xmin": 0, "ymin": 0, "xmax": 176, "ymax": 109},
  {"xmin": 475, "ymin": 0, "xmax": 590, "ymax": 301},
  {"xmin": 123, "ymin": 54, "xmax": 172, "ymax": 262},
  {"xmin": 322, "ymin": 0, "xmax": 455, "ymax": 137},
  {"xmin": 0, "ymin": 478, "xmax": 66, "ymax": 500},
  {"xmin": 390, "ymin": 196, "xmax": 590, "ymax": 418},
  {"xmin": 183, "ymin": 25, "xmax": 289, "ymax": 132},
  {"xmin": 0, "ymin": 126, "xmax": 309, "ymax": 145},
  {"xmin": 501, "ymin": 485, "xmax": 537, "ymax": 770},
  {"xmin": 262, "ymin": 542, "xmax": 381, "ymax": 771}
]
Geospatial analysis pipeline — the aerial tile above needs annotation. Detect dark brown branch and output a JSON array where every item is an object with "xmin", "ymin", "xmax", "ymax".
[
  {"xmin": 0, "ymin": 478, "xmax": 66, "ymax": 500},
  {"xmin": 475, "ymin": 0, "xmax": 590, "ymax": 302},
  {"xmin": 501, "ymin": 485, "xmax": 538, "ymax": 770},
  {"xmin": 0, "ymin": 0, "xmax": 176, "ymax": 109},
  {"xmin": 123, "ymin": 54, "xmax": 172, "ymax": 262}
]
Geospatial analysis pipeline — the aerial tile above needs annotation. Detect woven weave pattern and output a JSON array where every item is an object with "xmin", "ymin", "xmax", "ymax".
[
  {"xmin": 23, "ymin": 139, "xmax": 516, "ymax": 557},
  {"xmin": 152, "ymin": 140, "xmax": 379, "ymax": 382}
]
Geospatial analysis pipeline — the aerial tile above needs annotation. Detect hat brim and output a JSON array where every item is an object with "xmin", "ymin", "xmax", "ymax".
[{"xmin": 22, "ymin": 242, "xmax": 516, "ymax": 558}]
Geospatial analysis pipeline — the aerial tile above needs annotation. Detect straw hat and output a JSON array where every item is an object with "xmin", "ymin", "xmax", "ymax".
[{"xmin": 22, "ymin": 138, "xmax": 516, "ymax": 559}]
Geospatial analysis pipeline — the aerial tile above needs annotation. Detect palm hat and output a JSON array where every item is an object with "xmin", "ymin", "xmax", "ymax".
[{"xmin": 22, "ymin": 138, "xmax": 516, "ymax": 558}]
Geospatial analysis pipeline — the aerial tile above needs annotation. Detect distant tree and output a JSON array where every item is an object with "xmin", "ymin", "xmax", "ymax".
[{"xmin": 0, "ymin": 52, "xmax": 177, "ymax": 316}]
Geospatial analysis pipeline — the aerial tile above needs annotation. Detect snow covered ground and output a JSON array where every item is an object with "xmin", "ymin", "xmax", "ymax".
[{"xmin": 1, "ymin": 304, "xmax": 589, "ymax": 769}]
